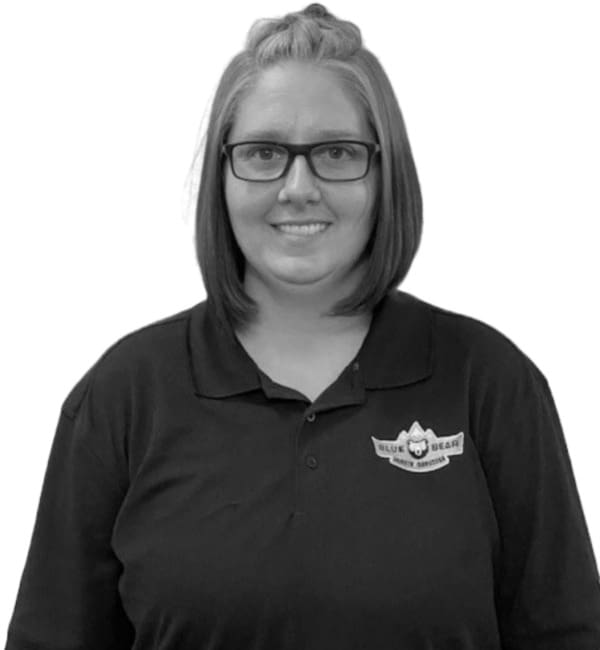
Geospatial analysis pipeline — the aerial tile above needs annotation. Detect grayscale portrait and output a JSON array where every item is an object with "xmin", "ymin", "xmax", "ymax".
[{"xmin": 3, "ymin": 4, "xmax": 599, "ymax": 649}]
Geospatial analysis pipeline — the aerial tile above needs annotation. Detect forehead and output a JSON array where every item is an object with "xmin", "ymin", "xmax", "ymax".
[{"xmin": 230, "ymin": 61, "xmax": 368, "ymax": 141}]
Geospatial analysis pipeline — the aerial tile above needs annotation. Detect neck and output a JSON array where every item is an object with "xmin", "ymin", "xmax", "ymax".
[{"xmin": 236, "ymin": 265, "xmax": 372, "ymax": 344}]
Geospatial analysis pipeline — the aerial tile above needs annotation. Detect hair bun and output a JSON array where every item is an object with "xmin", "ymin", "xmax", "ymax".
[
  {"xmin": 246, "ymin": 3, "xmax": 362, "ymax": 61},
  {"xmin": 302, "ymin": 3, "xmax": 331, "ymax": 19}
]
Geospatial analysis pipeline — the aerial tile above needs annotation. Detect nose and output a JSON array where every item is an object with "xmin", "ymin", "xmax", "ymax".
[{"xmin": 278, "ymin": 154, "xmax": 321, "ymax": 204}]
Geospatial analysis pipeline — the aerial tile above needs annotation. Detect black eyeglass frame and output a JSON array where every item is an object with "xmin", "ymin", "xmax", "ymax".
[{"xmin": 221, "ymin": 140, "xmax": 381, "ymax": 182}]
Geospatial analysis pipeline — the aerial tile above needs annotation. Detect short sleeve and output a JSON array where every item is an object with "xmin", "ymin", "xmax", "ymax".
[
  {"xmin": 4, "ymin": 382, "xmax": 134, "ymax": 649},
  {"xmin": 473, "ymin": 354, "xmax": 600, "ymax": 649}
]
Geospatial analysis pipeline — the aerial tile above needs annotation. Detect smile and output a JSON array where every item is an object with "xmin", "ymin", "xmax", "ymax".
[{"xmin": 272, "ymin": 222, "xmax": 331, "ymax": 236}]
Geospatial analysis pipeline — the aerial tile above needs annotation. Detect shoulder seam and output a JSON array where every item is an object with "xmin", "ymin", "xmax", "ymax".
[
  {"xmin": 99, "ymin": 309, "xmax": 191, "ymax": 354},
  {"xmin": 59, "ymin": 408, "xmax": 128, "ymax": 496},
  {"xmin": 429, "ymin": 304, "xmax": 524, "ymax": 356},
  {"xmin": 61, "ymin": 307, "xmax": 193, "ymax": 418},
  {"xmin": 430, "ymin": 304, "xmax": 548, "ymax": 384},
  {"xmin": 86, "ymin": 309, "xmax": 192, "ymax": 373}
]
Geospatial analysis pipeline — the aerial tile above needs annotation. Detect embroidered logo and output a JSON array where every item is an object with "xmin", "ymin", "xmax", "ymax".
[{"xmin": 371, "ymin": 421, "xmax": 464, "ymax": 473}]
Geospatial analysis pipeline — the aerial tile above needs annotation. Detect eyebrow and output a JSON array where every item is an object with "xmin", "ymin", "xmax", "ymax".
[{"xmin": 237, "ymin": 128, "xmax": 365, "ymax": 141}]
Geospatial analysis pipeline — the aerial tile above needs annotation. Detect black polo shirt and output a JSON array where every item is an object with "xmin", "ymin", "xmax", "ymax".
[{"xmin": 5, "ymin": 289, "xmax": 600, "ymax": 649}]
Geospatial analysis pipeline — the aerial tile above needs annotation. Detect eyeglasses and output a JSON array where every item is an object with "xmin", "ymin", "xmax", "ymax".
[{"xmin": 222, "ymin": 140, "xmax": 381, "ymax": 182}]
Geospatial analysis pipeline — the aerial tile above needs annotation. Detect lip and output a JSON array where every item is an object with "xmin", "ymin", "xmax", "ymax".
[{"xmin": 271, "ymin": 221, "xmax": 332, "ymax": 226}]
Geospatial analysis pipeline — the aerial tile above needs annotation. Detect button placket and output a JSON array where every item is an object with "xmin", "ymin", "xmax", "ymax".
[
  {"xmin": 293, "ymin": 408, "xmax": 321, "ymax": 520},
  {"xmin": 303, "ymin": 414, "xmax": 319, "ymax": 469}
]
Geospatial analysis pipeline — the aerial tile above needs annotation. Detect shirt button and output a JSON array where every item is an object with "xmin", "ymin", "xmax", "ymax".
[
  {"xmin": 352, "ymin": 361, "xmax": 360, "ymax": 372},
  {"xmin": 306, "ymin": 413, "xmax": 316, "ymax": 422},
  {"xmin": 306, "ymin": 455, "xmax": 319, "ymax": 469}
]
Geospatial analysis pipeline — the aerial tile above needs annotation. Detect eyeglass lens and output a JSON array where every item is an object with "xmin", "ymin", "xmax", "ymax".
[{"xmin": 231, "ymin": 142, "xmax": 370, "ymax": 180}]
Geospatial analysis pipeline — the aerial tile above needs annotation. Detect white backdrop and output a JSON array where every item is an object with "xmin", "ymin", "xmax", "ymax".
[{"xmin": 2, "ymin": 0, "xmax": 599, "ymax": 631}]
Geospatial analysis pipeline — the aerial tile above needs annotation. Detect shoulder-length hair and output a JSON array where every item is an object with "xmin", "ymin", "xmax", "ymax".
[{"xmin": 193, "ymin": 3, "xmax": 422, "ymax": 332}]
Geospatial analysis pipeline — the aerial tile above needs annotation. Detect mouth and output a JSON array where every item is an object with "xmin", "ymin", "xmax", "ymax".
[{"xmin": 271, "ymin": 222, "xmax": 332, "ymax": 238}]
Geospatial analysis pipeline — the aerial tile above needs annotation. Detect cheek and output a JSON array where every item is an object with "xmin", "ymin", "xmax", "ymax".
[
  {"xmin": 330, "ymin": 184, "xmax": 377, "ymax": 231},
  {"xmin": 358, "ymin": 176, "xmax": 379, "ymax": 231},
  {"xmin": 225, "ymin": 171, "xmax": 276, "ymax": 222}
]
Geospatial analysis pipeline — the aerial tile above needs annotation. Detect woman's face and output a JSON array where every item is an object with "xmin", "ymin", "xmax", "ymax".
[{"xmin": 224, "ymin": 61, "xmax": 379, "ymax": 299}]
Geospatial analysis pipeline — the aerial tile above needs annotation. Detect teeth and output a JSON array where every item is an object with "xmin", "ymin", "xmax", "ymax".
[{"xmin": 275, "ymin": 223, "xmax": 329, "ymax": 235}]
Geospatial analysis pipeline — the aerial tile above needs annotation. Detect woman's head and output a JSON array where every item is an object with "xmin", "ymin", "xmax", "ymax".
[{"xmin": 194, "ymin": 3, "xmax": 422, "ymax": 331}]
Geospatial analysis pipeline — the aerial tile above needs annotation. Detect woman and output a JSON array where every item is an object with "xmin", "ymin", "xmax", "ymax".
[{"xmin": 5, "ymin": 4, "xmax": 600, "ymax": 649}]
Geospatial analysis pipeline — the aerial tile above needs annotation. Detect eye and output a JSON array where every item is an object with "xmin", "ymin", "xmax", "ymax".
[
  {"xmin": 254, "ymin": 147, "xmax": 275, "ymax": 160},
  {"xmin": 326, "ymin": 146, "xmax": 351, "ymax": 159},
  {"xmin": 313, "ymin": 143, "xmax": 357, "ymax": 160},
  {"xmin": 246, "ymin": 145, "xmax": 285, "ymax": 161}
]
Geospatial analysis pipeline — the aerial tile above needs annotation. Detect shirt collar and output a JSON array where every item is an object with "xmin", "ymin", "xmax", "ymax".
[{"xmin": 188, "ymin": 289, "xmax": 434, "ymax": 399}]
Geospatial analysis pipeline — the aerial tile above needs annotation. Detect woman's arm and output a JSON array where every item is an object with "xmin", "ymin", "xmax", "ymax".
[
  {"xmin": 473, "ymin": 352, "xmax": 600, "ymax": 649},
  {"xmin": 4, "ymin": 384, "xmax": 134, "ymax": 649}
]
